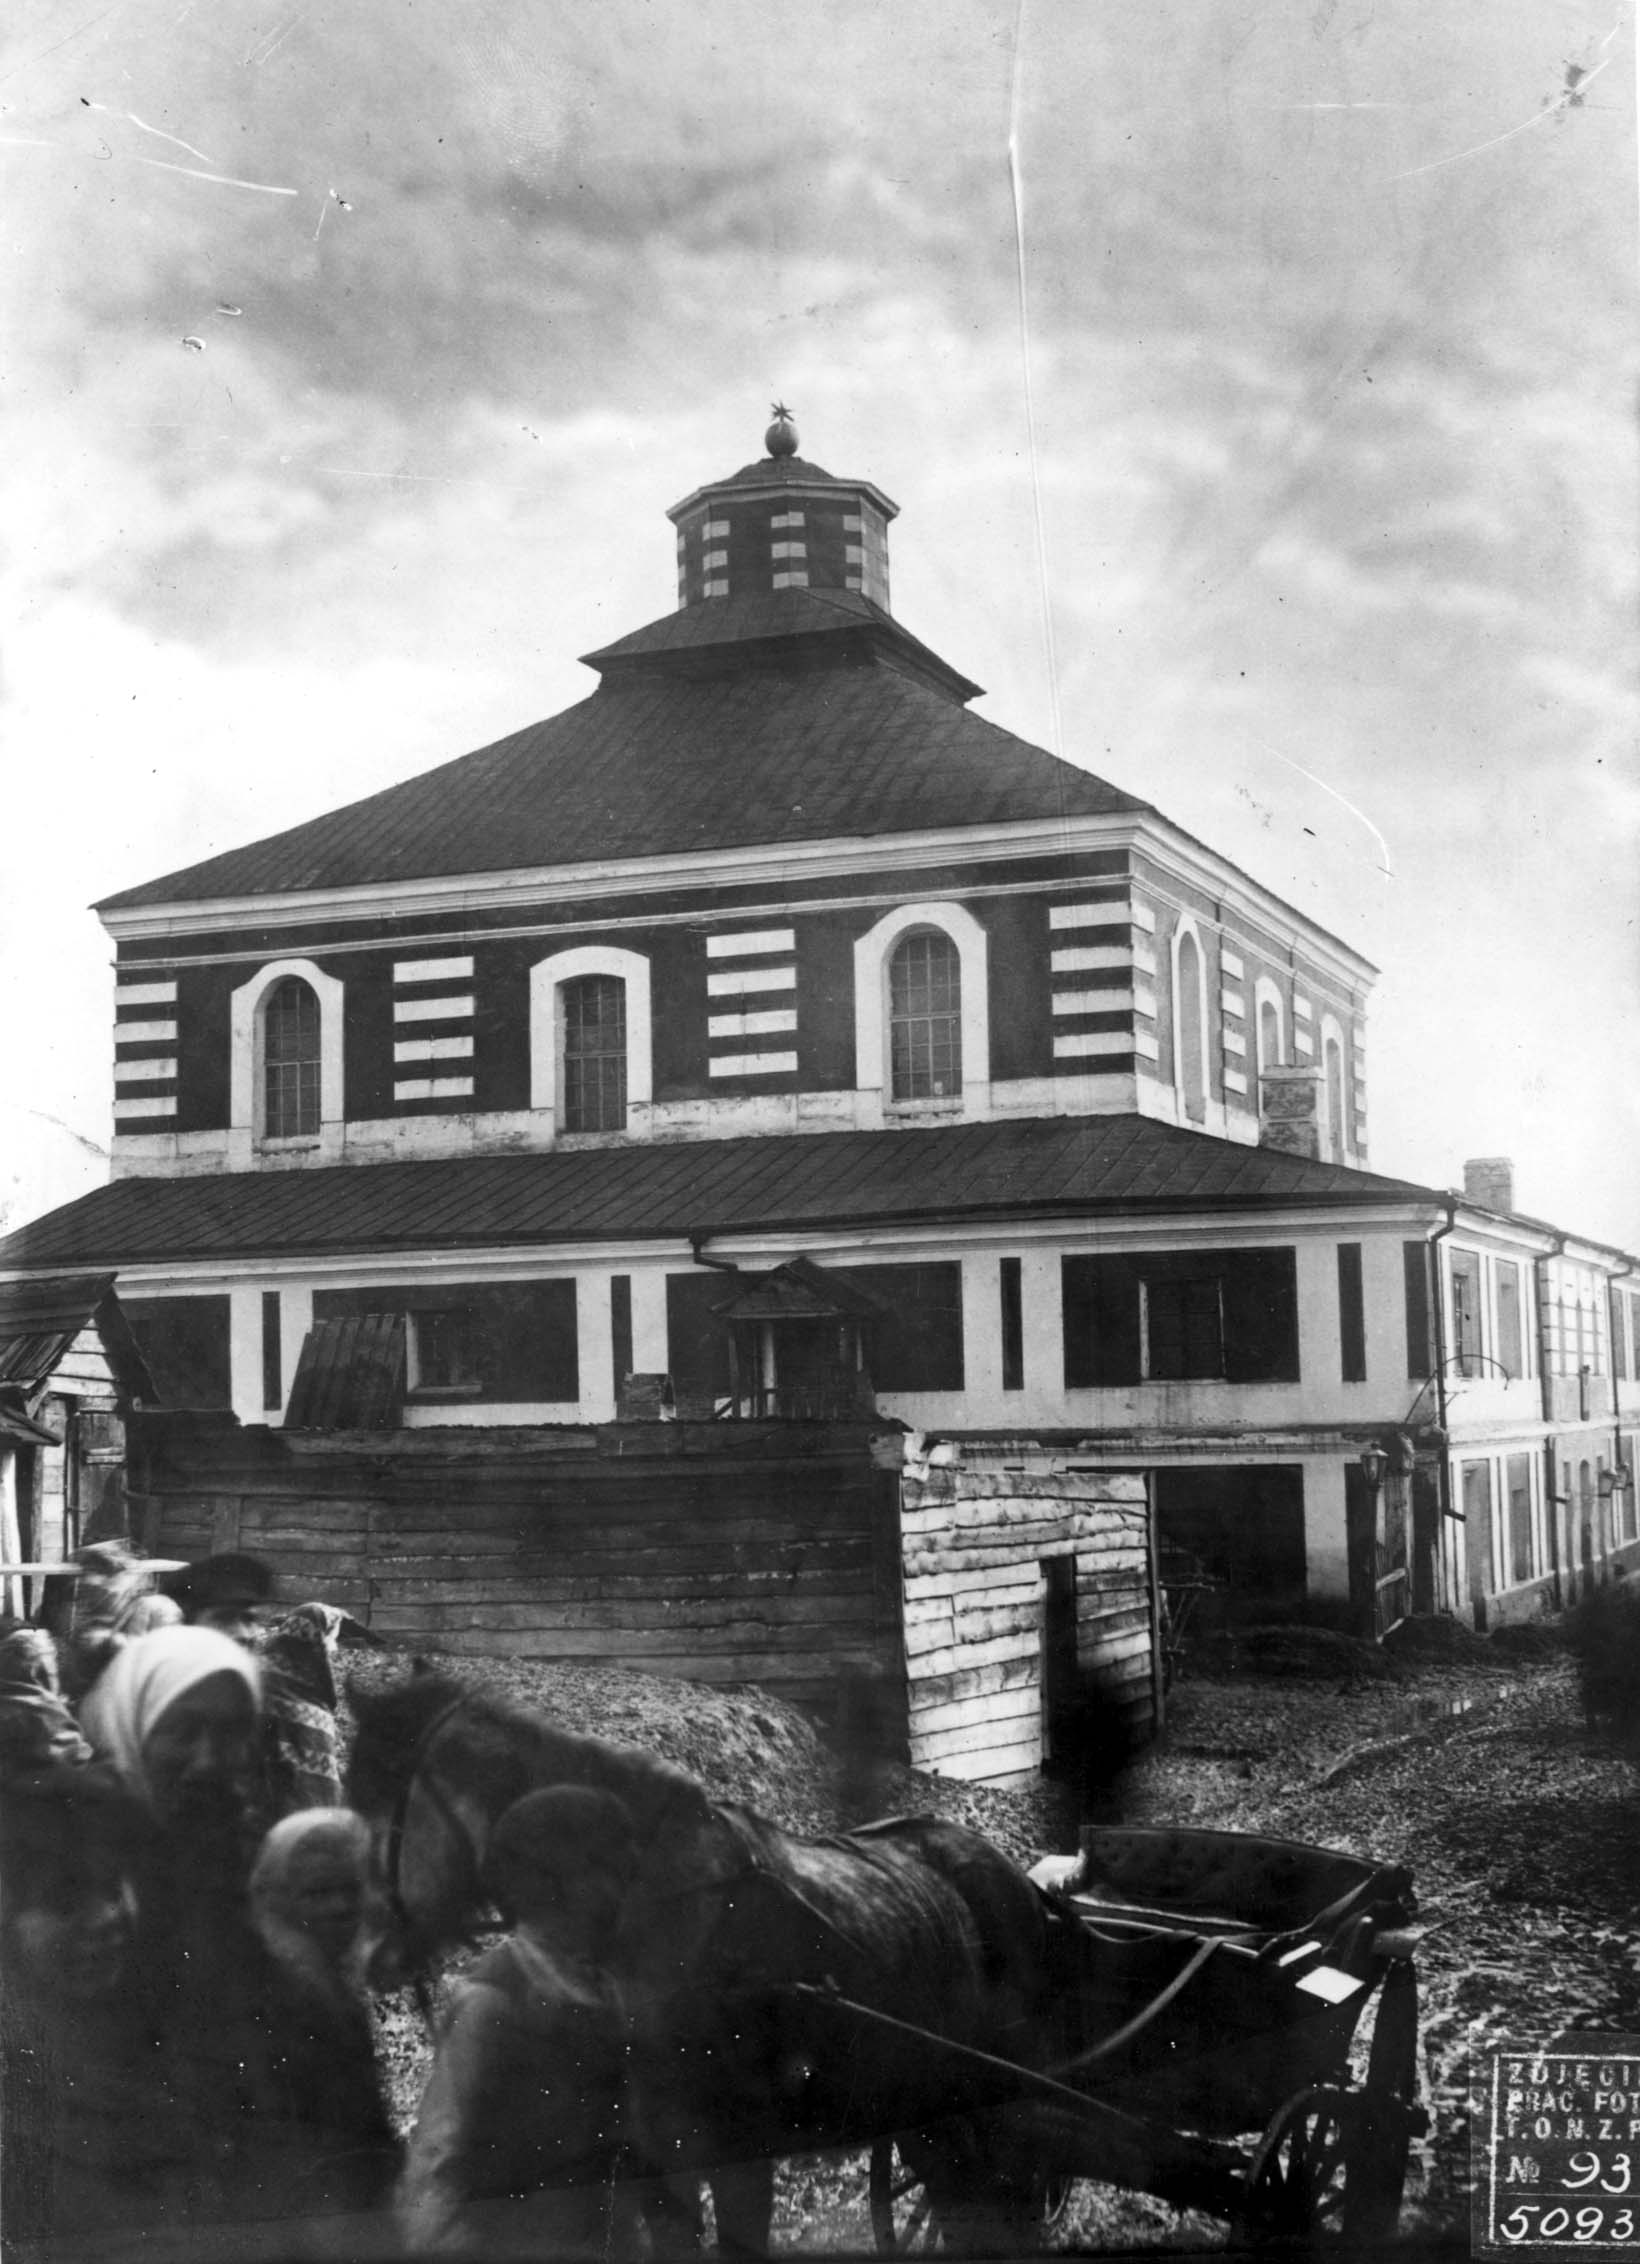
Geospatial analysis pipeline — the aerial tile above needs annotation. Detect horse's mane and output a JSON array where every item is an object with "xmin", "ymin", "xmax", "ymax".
[{"xmin": 347, "ymin": 1668, "xmax": 713, "ymax": 1830}]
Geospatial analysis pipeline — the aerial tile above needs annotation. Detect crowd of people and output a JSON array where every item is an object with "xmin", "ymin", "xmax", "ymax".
[{"xmin": 0, "ymin": 1544, "xmax": 652, "ymax": 2261}]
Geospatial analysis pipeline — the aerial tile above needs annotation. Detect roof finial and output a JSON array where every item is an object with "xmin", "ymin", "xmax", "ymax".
[{"xmin": 765, "ymin": 401, "xmax": 798, "ymax": 459}]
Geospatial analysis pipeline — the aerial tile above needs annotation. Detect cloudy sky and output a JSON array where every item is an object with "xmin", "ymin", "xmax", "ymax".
[{"xmin": 3, "ymin": 0, "xmax": 1636, "ymax": 1246}]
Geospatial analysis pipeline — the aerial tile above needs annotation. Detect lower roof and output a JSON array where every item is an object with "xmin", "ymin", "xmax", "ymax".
[{"xmin": 0, "ymin": 1118, "xmax": 1440, "ymax": 1276}]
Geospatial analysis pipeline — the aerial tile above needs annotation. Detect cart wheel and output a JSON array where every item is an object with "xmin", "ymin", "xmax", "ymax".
[
  {"xmin": 869, "ymin": 2138, "xmax": 944, "ymax": 2253},
  {"xmin": 1239, "ymin": 2086, "xmax": 1361, "ymax": 2241},
  {"xmin": 1354, "ymin": 1957, "xmax": 1423, "ymax": 2241}
]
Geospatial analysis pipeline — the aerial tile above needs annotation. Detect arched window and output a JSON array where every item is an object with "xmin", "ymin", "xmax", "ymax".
[
  {"xmin": 562, "ymin": 975, "xmax": 627, "ymax": 1132},
  {"xmin": 1174, "ymin": 929, "xmax": 1206, "ymax": 1123},
  {"xmin": 889, "ymin": 931, "xmax": 962, "ymax": 1101},
  {"xmin": 1259, "ymin": 1000, "xmax": 1281, "ymax": 1075},
  {"xmin": 263, "ymin": 977, "xmax": 321, "ymax": 1138},
  {"xmin": 1324, "ymin": 1035, "xmax": 1346, "ymax": 1161}
]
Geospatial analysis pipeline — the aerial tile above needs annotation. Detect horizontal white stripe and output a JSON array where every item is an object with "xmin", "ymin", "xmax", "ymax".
[
  {"xmin": 1134, "ymin": 944, "xmax": 1157, "ymax": 976},
  {"xmin": 393, "ymin": 956, "xmax": 473, "ymax": 984},
  {"xmin": 113, "ymin": 1095, "xmax": 175, "ymax": 1118},
  {"xmin": 394, "ymin": 1036, "xmax": 474, "ymax": 1063},
  {"xmin": 115, "ymin": 1057, "xmax": 178, "ymax": 1082},
  {"xmin": 1051, "ymin": 945, "xmax": 1132, "ymax": 974},
  {"xmin": 1133, "ymin": 984, "xmax": 1157, "ymax": 1020},
  {"xmin": 1221, "ymin": 987, "xmax": 1245, "ymax": 1017},
  {"xmin": 1052, "ymin": 989, "xmax": 1134, "ymax": 1017},
  {"xmin": 708, "ymin": 1009, "xmax": 798, "ymax": 1038},
  {"xmin": 706, "ymin": 966, "xmax": 795, "ymax": 996},
  {"xmin": 770, "ymin": 540, "xmax": 805, "ymax": 559},
  {"xmin": 1135, "ymin": 1031, "xmax": 1161, "ymax": 1062},
  {"xmin": 703, "ymin": 579, "xmax": 728, "ymax": 597},
  {"xmin": 771, "ymin": 571, "xmax": 808, "ymax": 588},
  {"xmin": 1293, "ymin": 996, "xmax": 1313, "ymax": 1021},
  {"xmin": 703, "ymin": 549, "xmax": 727, "ymax": 569},
  {"xmin": 395, "ymin": 993, "xmax": 475, "ymax": 1023},
  {"xmin": 1048, "ymin": 901, "xmax": 1129, "ymax": 931},
  {"xmin": 1132, "ymin": 902, "xmax": 1156, "ymax": 933},
  {"xmin": 1224, "ymin": 1029, "xmax": 1247, "ymax": 1057},
  {"xmin": 770, "ymin": 511, "xmax": 804, "ymax": 529},
  {"xmin": 394, "ymin": 1077, "xmax": 474, "ymax": 1101},
  {"xmin": 709, "ymin": 1051, "xmax": 798, "ymax": 1077},
  {"xmin": 115, "ymin": 979, "xmax": 177, "ymax": 1006},
  {"xmin": 1050, "ymin": 945, "xmax": 1129, "ymax": 975},
  {"xmin": 703, "ymin": 519, "xmax": 729, "ymax": 539},
  {"xmin": 114, "ymin": 1019, "xmax": 177, "ymax": 1045},
  {"xmin": 1220, "ymin": 949, "xmax": 1245, "ymax": 979},
  {"xmin": 1225, "ymin": 1069, "xmax": 1249, "ymax": 1095},
  {"xmin": 1294, "ymin": 1032, "xmax": 1315, "ymax": 1057},
  {"xmin": 706, "ymin": 928, "xmax": 796, "ymax": 959},
  {"xmin": 1053, "ymin": 1031, "xmax": 1134, "ymax": 1058}
]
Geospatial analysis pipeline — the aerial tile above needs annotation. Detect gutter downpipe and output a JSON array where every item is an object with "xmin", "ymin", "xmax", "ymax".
[
  {"xmin": 1534, "ymin": 1234, "xmax": 1567, "ymax": 1605},
  {"xmin": 1608, "ymin": 1258, "xmax": 1636, "ymax": 1564},
  {"xmin": 1427, "ymin": 1200, "xmax": 1459, "ymax": 1612}
]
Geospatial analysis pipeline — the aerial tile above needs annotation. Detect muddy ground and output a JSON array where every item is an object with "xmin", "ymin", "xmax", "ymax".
[{"xmin": 353, "ymin": 1633, "xmax": 1640, "ymax": 2252}]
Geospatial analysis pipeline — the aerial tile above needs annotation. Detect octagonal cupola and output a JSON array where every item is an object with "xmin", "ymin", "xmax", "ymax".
[{"xmin": 667, "ymin": 405, "xmax": 898, "ymax": 610}]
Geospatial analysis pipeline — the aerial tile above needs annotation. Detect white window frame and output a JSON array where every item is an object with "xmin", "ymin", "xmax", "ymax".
[
  {"xmin": 1169, "ymin": 915, "xmax": 1210, "ymax": 1122},
  {"xmin": 853, "ymin": 901, "xmax": 989, "ymax": 1116},
  {"xmin": 529, "ymin": 945, "xmax": 652, "ymax": 1131},
  {"xmin": 230, "ymin": 959, "xmax": 345, "ymax": 1150}
]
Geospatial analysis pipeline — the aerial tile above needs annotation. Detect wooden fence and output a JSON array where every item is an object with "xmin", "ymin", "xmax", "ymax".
[{"xmin": 129, "ymin": 1414, "xmax": 905, "ymax": 1718}]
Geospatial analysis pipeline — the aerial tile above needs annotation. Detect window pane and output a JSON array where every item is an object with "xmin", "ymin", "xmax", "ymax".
[
  {"xmin": 1496, "ymin": 1263, "xmax": 1523, "ymax": 1378},
  {"xmin": 889, "ymin": 932, "xmax": 962, "ymax": 1100},
  {"xmin": 1450, "ymin": 1250, "xmax": 1482, "ymax": 1377},
  {"xmin": 264, "ymin": 977, "xmax": 320, "ymax": 1138},
  {"xmin": 563, "ymin": 975, "xmax": 627, "ymax": 1131},
  {"xmin": 1506, "ymin": 1453, "xmax": 1533, "ymax": 1585}
]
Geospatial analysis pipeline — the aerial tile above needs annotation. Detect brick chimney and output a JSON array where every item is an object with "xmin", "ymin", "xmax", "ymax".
[{"xmin": 1463, "ymin": 1157, "xmax": 1515, "ymax": 1215}]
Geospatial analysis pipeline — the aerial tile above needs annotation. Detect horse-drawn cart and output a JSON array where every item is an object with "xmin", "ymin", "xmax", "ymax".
[{"xmin": 842, "ymin": 1824, "xmax": 1426, "ymax": 2251}]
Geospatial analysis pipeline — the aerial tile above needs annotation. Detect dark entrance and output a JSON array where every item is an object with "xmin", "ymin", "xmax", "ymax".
[
  {"xmin": 1152, "ymin": 1465, "xmax": 1307, "ymax": 1624},
  {"xmin": 1040, "ymin": 1554, "xmax": 1079, "ymax": 1769}
]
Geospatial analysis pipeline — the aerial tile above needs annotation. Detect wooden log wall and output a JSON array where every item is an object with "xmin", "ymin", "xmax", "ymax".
[
  {"xmin": 128, "ymin": 1415, "xmax": 905, "ymax": 1720},
  {"xmin": 900, "ymin": 1455, "xmax": 1155, "ymax": 1784}
]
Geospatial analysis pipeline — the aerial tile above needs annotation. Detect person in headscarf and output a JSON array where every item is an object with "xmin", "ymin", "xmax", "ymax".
[
  {"xmin": 58, "ymin": 1540, "xmax": 182, "ymax": 1705},
  {"xmin": 0, "ymin": 1621, "xmax": 92, "ymax": 1780},
  {"xmin": 258, "ymin": 1602, "xmax": 380, "ymax": 1817},
  {"xmin": 77, "ymin": 1625, "xmax": 284, "ymax": 2237},
  {"xmin": 0, "ymin": 1765, "xmax": 187, "ymax": 2246},
  {"xmin": 398, "ymin": 1786, "xmax": 645, "ymax": 2258},
  {"xmin": 243, "ymin": 1809, "xmax": 401, "ymax": 2229}
]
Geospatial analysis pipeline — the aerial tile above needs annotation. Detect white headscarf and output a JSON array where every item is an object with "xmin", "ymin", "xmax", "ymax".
[{"xmin": 79, "ymin": 1624, "xmax": 261, "ymax": 1796}]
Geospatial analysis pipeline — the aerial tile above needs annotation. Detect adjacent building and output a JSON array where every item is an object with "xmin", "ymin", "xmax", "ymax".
[{"xmin": 0, "ymin": 410, "xmax": 1632, "ymax": 1773}]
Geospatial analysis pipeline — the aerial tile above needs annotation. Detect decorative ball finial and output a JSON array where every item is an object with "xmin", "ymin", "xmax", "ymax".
[{"xmin": 765, "ymin": 401, "xmax": 798, "ymax": 459}]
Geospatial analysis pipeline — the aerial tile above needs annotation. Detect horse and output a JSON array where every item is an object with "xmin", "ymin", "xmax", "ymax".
[{"xmin": 346, "ymin": 1669, "xmax": 1069, "ymax": 2255}]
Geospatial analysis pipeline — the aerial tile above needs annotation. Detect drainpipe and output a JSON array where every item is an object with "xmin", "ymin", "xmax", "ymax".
[
  {"xmin": 1608, "ymin": 1258, "xmax": 1635, "ymax": 1558},
  {"xmin": 1427, "ymin": 1199, "xmax": 1458, "ymax": 1518},
  {"xmin": 687, "ymin": 1232, "xmax": 741, "ymax": 1277},
  {"xmin": 1534, "ymin": 1234, "xmax": 1566, "ymax": 1604}
]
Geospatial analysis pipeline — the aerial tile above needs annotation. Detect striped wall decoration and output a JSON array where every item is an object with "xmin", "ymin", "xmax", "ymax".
[
  {"xmin": 1047, "ymin": 894, "xmax": 1159, "ymax": 1068},
  {"xmin": 393, "ymin": 956, "xmax": 475, "ymax": 1106},
  {"xmin": 1292, "ymin": 993, "xmax": 1315, "ymax": 1059},
  {"xmin": 706, "ymin": 927, "xmax": 797, "ymax": 1079},
  {"xmin": 113, "ymin": 974, "xmax": 179, "ymax": 1122},
  {"xmin": 1219, "ymin": 946, "xmax": 1249, "ymax": 1098}
]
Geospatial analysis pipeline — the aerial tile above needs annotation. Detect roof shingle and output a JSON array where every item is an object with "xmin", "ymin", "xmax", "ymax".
[
  {"xmin": 97, "ymin": 650, "xmax": 1149, "ymax": 911},
  {"xmin": 0, "ymin": 1117, "xmax": 1441, "ymax": 1275}
]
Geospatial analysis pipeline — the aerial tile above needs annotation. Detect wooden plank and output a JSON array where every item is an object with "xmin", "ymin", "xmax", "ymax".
[
  {"xmin": 900, "ymin": 1653, "xmax": 1038, "ymax": 1714},
  {"xmin": 909, "ymin": 1687, "xmax": 1043, "ymax": 1740},
  {"xmin": 904, "ymin": 1632, "xmax": 1038, "ymax": 1681},
  {"xmin": 902, "ymin": 1559, "xmax": 1042, "ymax": 1602}
]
